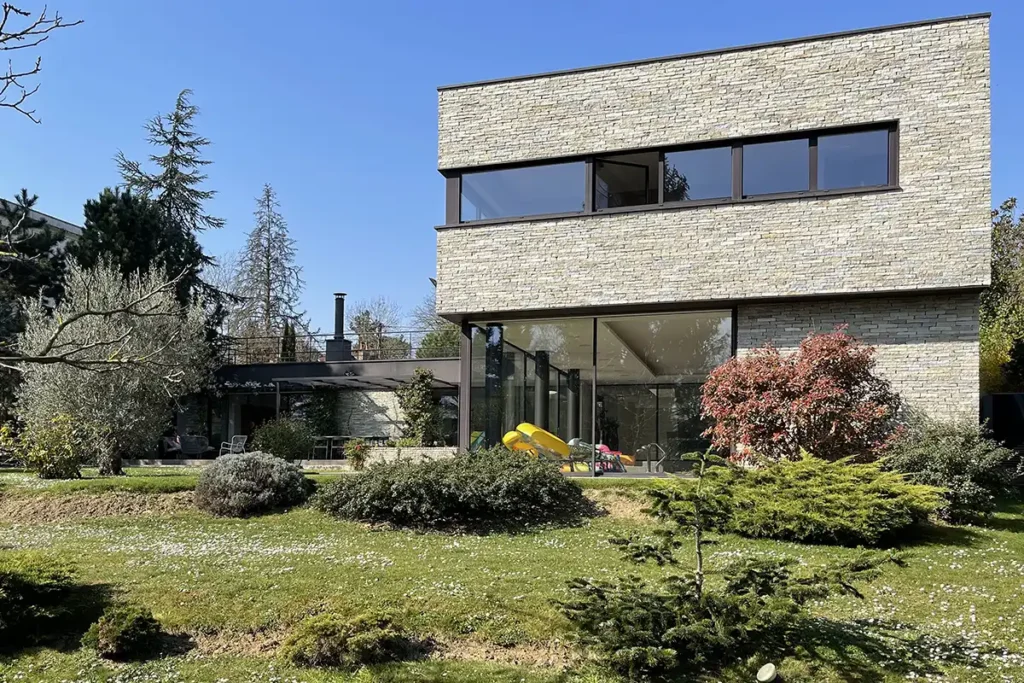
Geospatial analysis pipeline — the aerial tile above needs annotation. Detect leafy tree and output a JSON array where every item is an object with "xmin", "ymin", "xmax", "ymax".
[
  {"xmin": 15, "ymin": 262, "xmax": 208, "ymax": 475},
  {"xmin": 116, "ymin": 89, "xmax": 224, "ymax": 234},
  {"xmin": 981, "ymin": 198, "xmax": 1024, "ymax": 392},
  {"xmin": 416, "ymin": 326, "xmax": 460, "ymax": 359},
  {"xmin": 233, "ymin": 184, "xmax": 308, "ymax": 335},
  {"xmin": 700, "ymin": 327, "xmax": 901, "ymax": 462},
  {"xmin": 0, "ymin": 5, "xmax": 81, "ymax": 123},
  {"xmin": 394, "ymin": 368, "xmax": 439, "ymax": 446},
  {"xmin": 72, "ymin": 188, "xmax": 205, "ymax": 308}
]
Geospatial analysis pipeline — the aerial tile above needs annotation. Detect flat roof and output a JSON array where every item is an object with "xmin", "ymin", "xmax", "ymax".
[{"xmin": 437, "ymin": 13, "xmax": 991, "ymax": 92}]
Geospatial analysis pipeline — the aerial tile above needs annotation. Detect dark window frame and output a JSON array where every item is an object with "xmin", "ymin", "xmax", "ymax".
[{"xmin": 444, "ymin": 121, "xmax": 899, "ymax": 227}]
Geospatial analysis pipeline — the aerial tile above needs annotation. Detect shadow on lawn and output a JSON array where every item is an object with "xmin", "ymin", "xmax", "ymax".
[
  {"xmin": 0, "ymin": 581, "xmax": 114, "ymax": 658},
  {"xmin": 776, "ymin": 616, "xmax": 989, "ymax": 682},
  {"xmin": 899, "ymin": 521, "xmax": 985, "ymax": 549}
]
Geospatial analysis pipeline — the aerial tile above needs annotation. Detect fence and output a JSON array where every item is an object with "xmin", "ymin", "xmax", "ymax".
[{"xmin": 222, "ymin": 329, "xmax": 459, "ymax": 365}]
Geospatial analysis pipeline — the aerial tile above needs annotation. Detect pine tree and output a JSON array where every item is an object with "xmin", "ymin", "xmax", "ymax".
[
  {"xmin": 234, "ymin": 184, "xmax": 307, "ymax": 336},
  {"xmin": 115, "ymin": 89, "xmax": 224, "ymax": 235},
  {"xmin": 72, "ymin": 188, "xmax": 206, "ymax": 308}
]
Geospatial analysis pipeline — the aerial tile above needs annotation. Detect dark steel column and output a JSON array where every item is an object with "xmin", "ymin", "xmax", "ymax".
[
  {"xmin": 566, "ymin": 369, "xmax": 580, "ymax": 441},
  {"xmin": 457, "ymin": 321, "xmax": 472, "ymax": 451},
  {"xmin": 484, "ymin": 324, "xmax": 504, "ymax": 448},
  {"xmin": 275, "ymin": 381, "xmax": 281, "ymax": 418},
  {"xmin": 534, "ymin": 351, "xmax": 549, "ymax": 429}
]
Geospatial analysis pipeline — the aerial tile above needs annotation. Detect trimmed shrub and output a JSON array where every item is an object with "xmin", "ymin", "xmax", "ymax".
[
  {"xmin": 82, "ymin": 604, "xmax": 162, "ymax": 660},
  {"xmin": 195, "ymin": 452, "xmax": 311, "ymax": 517},
  {"xmin": 0, "ymin": 553, "xmax": 77, "ymax": 647},
  {"xmin": 706, "ymin": 456, "xmax": 940, "ymax": 546},
  {"xmin": 885, "ymin": 419, "xmax": 1023, "ymax": 523},
  {"xmin": 700, "ymin": 327, "xmax": 902, "ymax": 462},
  {"xmin": 252, "ymin": 417, "xmax": 314, "ymax": 462},
  {"xmin": 280, "ymin": 612, "xmax": 410, "ymax": 669},
  {"xmin": 315, "ymin": 446, "xmax": 590, "ymax": 529}
]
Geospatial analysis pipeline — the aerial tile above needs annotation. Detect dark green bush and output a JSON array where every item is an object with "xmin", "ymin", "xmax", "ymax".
[
  {"xmin": 82, "ymin": 604, "xmax": 162, "ymax": 660},
  {"xmin": 705, "ymin": 456, "xmax": 940, "ymax": 546},
  {"xmin": 195, "ymin": 451, "xmax": 311, "ymax": 517},
  {"xmin": 314, "ymin": 446, "xmax": 591, "ymax": 529},
  {"xmin": 0, "ymin": 552, "xmax": 76, "ymax": 647},
  {"xmin": 280, "ymin": 612, "xmax": 410, "ymax": 668},
  {"xmin": 252, "ymin": 417, "xmax": 314, "ymax": 462},
  {"xmin": 562, "ymin": 546, "xmax": 900, "ymax": 680},
  {"xmin": 884, "ymin": 419, "xmax": 1023, "ymax": 522}
]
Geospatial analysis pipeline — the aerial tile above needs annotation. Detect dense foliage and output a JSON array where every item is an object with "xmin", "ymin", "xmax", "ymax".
[
  {"xmin": 700, "ymin": 328, "xmax": 902, "ymax": 462},
  {"xmin": 702, "ymin": 455, "xmax": 941, "ymax": 546},
  {"xmin": 251, "ymin": 417, "xmax": 314, "ymax": 462},
  {"xmin": 315, "ymin": 446, "xmax": 590, "ymax": 529},
  {"xmin": 885, "ymin": 419, "xmax": 1023, "ymax": 522},
  {"xmin": 342, "ymin": 438, "xmax": 369, "ymax": 470},
  {"xmin": 194, "ymin": 452, "xmax": 311, "ymax": 517},
  {"xmin": 0, "ymin": 553, "xmax": 76, "ymax": 648},
  {"xmin": 394, "ymin": 367, "xmax": 440, "ymax": 446},
  {"xmin": 6, "ymin": 413, "xmax": 93, "ymax": 479},
  {"xmin": 280, "ymin": 612, "xmax": 410, "ymax": 669},
  {"xmin": 560, "ymin": 451, "xmax": 903, "ymax": 681},
  {"xmin": 981, "ymin": 198, "xmax": 1024, "ymax": 392},
  {"xmin": 82, "ymin": 604, "xmax": 163, "ymax": 660},
  {"xmin": 15, "ymin": 262, "xmax": 208, "ymax": 475}
]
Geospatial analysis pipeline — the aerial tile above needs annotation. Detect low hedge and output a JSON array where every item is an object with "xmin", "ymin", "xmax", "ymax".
[
  {"xmin": 704, "ymin": 456, "xmax": 941, "ymax": 546},
  {"xmin": 82, "ymin": 604, "xmax": 163, "ymax": 660},
  {"xmin": 280, "ymin": 612, "xmax": 410, "ymax": 669},
  {"xmin": 314, "ymin": 446, "xmax": 590, "ymax": 529}
]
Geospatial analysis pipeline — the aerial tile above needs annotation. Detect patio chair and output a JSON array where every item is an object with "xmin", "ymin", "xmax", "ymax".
[{"xmin": 219, "ymin": 435, "xmax": 247, "ymax": 456}]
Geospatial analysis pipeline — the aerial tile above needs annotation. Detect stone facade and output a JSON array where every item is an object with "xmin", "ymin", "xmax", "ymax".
[
  {"xmin": 737, "ymin": 293, "xmax": 980, "ymax": 419},
  {"xmin": 337, "ymin": 390, "xmax": 404, "ymax": 438},
  {"xmin": 435, "ymin": 16, "xmax": 989, "ymax": 316}
]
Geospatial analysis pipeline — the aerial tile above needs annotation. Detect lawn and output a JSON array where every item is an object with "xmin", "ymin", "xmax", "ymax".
[{"xmin": 1, "ymin": 468, "xmax": 1023, "ymax": 682}]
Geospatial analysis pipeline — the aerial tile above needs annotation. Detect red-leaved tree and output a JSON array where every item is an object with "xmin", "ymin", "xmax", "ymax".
[{"xmin": 700, "ymin": 327, "xmax": 902, "ymax": 462}]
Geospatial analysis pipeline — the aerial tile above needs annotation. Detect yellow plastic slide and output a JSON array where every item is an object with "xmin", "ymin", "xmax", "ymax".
[{"xmin": 502, "ymin": 423, "xmax": 589, "ymax": 472}]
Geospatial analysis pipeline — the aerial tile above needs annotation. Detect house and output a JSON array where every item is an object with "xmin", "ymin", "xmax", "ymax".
[
  {"xmin": 434, "ymin": 14, "xmax": 990, "ymax": 456},
  {"xmin": 206, "ymin": 293, "xmax": 460, "ymax": 449}
]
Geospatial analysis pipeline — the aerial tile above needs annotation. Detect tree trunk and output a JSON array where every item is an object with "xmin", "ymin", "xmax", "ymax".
[{"xmin": 98, "ymin": 448, "xmax": 124, "ymax": 476}]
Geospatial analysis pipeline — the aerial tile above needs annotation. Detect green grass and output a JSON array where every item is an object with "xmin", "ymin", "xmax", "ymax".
[{"xmin": 1, "ymin": 469, "xmax": 1023, "ymax": 681}]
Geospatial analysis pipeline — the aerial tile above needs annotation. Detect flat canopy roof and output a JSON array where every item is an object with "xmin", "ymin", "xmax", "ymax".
[{"xmin": 274, "ymin": 375, "xmax": 457, "ymax": 391}]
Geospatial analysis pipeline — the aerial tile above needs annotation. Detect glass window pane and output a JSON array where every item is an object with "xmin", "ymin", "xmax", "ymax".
[
  {"xmin": 595, "ymin": 152, "xmax": 658, "ymax": 209},
  {"xmin": 818, "ymin": 129, "xmax": 889, "ymax": 190},
  {"xmin": 460, "ymin": 162, "xmax": 585, "ymax": 221},
  {"xmin": 743, "ymin": 139, "xmax": 809, "ymax": 196},
  {"xmin": 664, "ymin": 147, "xmax": 732, "ymax": 201},
  {"xmin": 468, "ymin": 318, "xmax": 594, "ymax": 452},
  {"xmin": 596, "ymin": 311, "xmax": 733, "ymax": 470}
]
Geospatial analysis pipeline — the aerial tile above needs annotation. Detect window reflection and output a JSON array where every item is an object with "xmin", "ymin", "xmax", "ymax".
[
  {"xmin": 460, "ymin": 162, "xmax": 585, "ymax": 221},
  {"xmin": 664, "ymin": 147, "xmax": 732, "ymax": 201},
  {"xmin": 743, "ymin": 138, "xmax": 809, "ymax": 196},
  {"xmin": 818, "ymin": 129, "xmax": 889, "ymax": 189}
]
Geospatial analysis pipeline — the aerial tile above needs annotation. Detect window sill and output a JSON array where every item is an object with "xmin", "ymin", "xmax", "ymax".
[{"xmin": 437, "ymin": 184, "xmax": 901, "ymax": 231}]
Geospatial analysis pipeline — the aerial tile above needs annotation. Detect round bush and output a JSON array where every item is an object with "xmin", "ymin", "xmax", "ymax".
[
  {"xmin": 314, "ymin": 446, "xmax": 591, "ymax": 529},
  {"xmin": 82, "ymin": 604, "xmax": 162, "ymax": 660},
  {"xmin": 280, "ymin": 612, "xmax": 409, "ymax": 669},
  {"xmin": 195, "ymin": 452, "xmax": 311, "ymax": 517},
  {"xmin": 252, "ymin": 417, "xmax": 314, "ymax": 462}
]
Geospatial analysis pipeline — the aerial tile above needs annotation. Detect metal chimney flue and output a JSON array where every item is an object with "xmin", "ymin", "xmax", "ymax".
[
  {"xmin": 326, "ymin": 292, "xmax": 353, "ymax": 361},
  {"xmin": 333, "ymin": 292, "xmax": 346, "ymax": 340}
]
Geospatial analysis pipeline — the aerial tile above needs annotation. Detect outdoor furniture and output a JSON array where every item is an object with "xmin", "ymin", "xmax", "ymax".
[
  {"xmin": 181, "ymin": 435, "xmax": 215, "ymax": 459},
  {"xmin": 219, "ymin": 435, "xmax": 247, "ymax": 456}
]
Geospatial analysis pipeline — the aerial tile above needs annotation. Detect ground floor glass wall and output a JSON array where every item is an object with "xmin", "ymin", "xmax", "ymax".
[{"xmin": 468, "ymin": 311, "xmax": 732, "ymax": 465}]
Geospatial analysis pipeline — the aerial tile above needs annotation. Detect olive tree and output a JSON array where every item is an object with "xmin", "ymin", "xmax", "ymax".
[{"xmin": 14, "ymin": 261, "xmax": 208, "ymax": 475}]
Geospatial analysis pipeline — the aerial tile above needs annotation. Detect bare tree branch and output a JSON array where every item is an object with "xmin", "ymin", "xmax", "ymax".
[{"xmin": 0, "ymin": 4, "xmax": 82, "ymax": 123}]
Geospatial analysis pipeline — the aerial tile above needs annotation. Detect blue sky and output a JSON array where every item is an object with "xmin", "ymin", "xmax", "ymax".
[{"xmin": 1, "ymin": 0, "xmax": 1018, "ymax": 332}]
